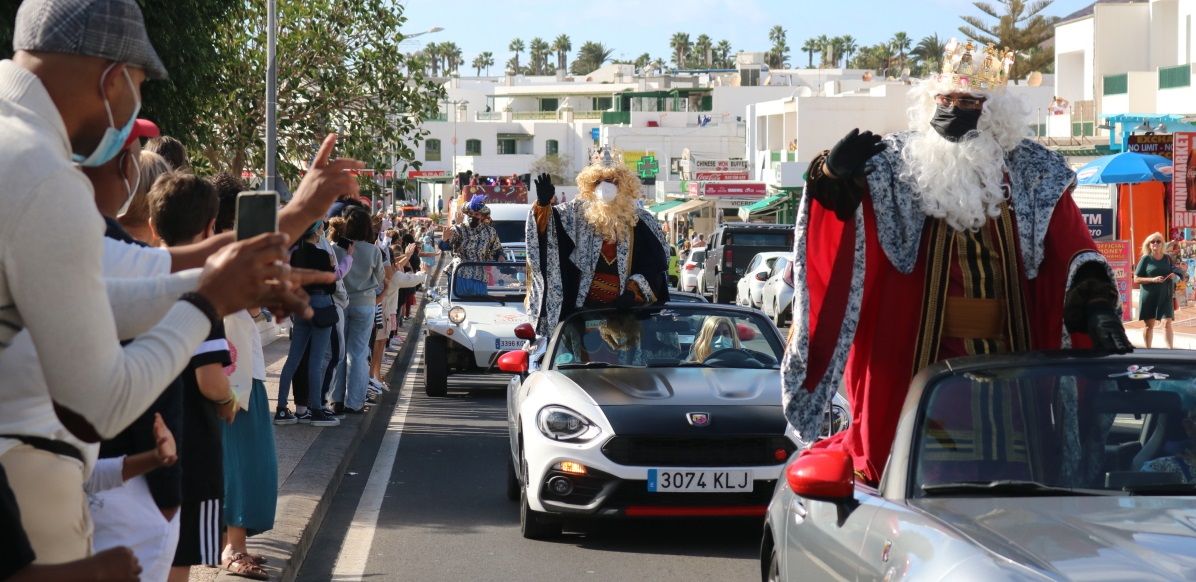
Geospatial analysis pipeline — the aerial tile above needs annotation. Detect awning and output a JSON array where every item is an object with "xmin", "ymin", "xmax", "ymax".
[
  {"xmin": 663, "ymin": 198, "xmax": 712, "ymax": 218},
  {"xmin": 738, "ymin": 193, "xmax": 788, "ymax": 220},
  {"xmin": 649, "ymin": 199, "xmax": 685, "ymax": 216}
]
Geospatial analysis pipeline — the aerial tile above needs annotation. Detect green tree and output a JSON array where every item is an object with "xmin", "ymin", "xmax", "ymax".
[
  {"xmin": 199, "ymin": 0, "xmax": 444, "ymax": 182},
  {"xmin": 423, "ymin": 42, "xmax": 442, "ymax": 77},
  {"xmin": 480, "ymin": 51, "xmax": 495, "ymax": 76},
  {"xmin": 801, "ymin": 38, "xmax": 819, "ymax": 68},
  {"xmin": 440, "ymin": 42, "xmax": 463, "ymax": 75},
  {"xmin": 838, "ymin": 35, "xmax": 857, "ymax": 68},
  {"xmin": 552, "ymin": 34, "xmax": 572, "ymax": 71},
  {"xmin": 959, "ymin": 0, "xmax": 1058, "ymax": 80},
  {"xmin": 814, "ymin": 34, "xmax": 831, "ymax": 68},
  {"xmin": 670, "ymin": 32, "xmax": 691, "ymax": 70},
  {"xmin": 890, "ymin": 32, "xmax": 912, "ymax": 73},
  {"xmin": 715, "ymin": 40, "xmax": 734, "ymax": 68},
  {"xmin": 910, "ymin": 34, "xmax": 947, "ymax": 76},
  {"xmin": 634, "ymin": 52, "xmax": 652, "ymax": 71},
  {"xmin": 768, "ymin": 25, "xmax": 789, "ymax": 68},
  {"xmin": 508, "ymin": 38, "xmax": 525, "ymax": 74},
  {"xmin": 529, "ymin": 37, "xmax": 551, "ymax": 75},
  {"xmin": 693, "ymin": 34, "xmax": 714, "ymax": 68},
  {"xmin": 571, "ymin": 41, "xmax": 614, "ymax": 75}
]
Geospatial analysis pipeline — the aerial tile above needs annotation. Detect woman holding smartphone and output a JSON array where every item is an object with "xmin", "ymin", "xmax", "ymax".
[{"xmin": 1135, "ymin": 232, "xmax": 1188, "ymax": 348}]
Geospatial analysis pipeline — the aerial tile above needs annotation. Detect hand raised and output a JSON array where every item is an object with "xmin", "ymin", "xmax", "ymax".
[
  {"xmin": 534, "ymin": 173, "xmax": 555, "ymax": 206},
  {"xmin": 826, "ymin": 128, "xmax": 886, "ymax": 179}
]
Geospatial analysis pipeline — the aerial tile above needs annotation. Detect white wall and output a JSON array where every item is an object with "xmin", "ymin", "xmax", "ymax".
[
  {"xmin": 1152, "ymin": 0, "xmax": 1181, "ymax": 68},
  {"xmin": 1055, "ymin": 17, "xmax": 1095, "ymax": 103}
]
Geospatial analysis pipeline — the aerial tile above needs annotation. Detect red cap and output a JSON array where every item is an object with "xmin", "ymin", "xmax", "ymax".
[{"xmin": 124, "ymin": 118, "xmax": 160, "ymax": 148}]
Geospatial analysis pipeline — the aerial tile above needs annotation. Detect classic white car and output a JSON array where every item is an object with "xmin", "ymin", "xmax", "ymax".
[
  {"xmin": 497, "ymin": 304, "xmax": 850, "ymax": 539},
  {"xmin": 423, "ymin": 261, "xmax": 532, "ymax": 396}
]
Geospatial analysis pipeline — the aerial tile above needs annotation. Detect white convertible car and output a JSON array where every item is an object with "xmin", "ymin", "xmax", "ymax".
[
  {"xmin": 423, "ymin": 260, "xmax": 532, "ymax": 396},
  {"xmin": 498, "ymin": 304, "xmax": 851, "ymax": 539}
]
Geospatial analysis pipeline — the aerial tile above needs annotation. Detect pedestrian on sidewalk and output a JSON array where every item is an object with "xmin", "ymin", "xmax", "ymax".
[
  {"xmin": 1135, "ymin": 232, "xmax": 1189, "ymax": 348},
  {"xmin": 331, "ymin": 208, "xmax": 385, "ymax": 415}
]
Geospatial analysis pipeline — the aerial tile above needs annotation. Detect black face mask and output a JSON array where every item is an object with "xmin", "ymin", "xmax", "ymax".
[{"xmin": 930, "ymin": 105, "xmax": 982, "ymax": 142}]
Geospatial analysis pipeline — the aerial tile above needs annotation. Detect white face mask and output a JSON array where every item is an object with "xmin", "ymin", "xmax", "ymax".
[{"xmin": 595, "ymin": 181, "xmax": 618, "ymax": 204}]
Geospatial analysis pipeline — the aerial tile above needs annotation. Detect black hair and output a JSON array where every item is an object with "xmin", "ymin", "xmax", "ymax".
[{"xmin": 207, "ymin": 172, "xmax": 247, "ymax": 234}]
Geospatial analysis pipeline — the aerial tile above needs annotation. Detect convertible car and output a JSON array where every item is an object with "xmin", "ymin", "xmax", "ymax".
[
  {"xmin": 763, "ymin": 351, "xmax": 1196, "ymax": 581},
  {"xmin": 499, "ymin": 304, "xmax": 850, "ymax": 539},
  {"xmin": 423, "ymin": 261, "xmax": 531, "ymax": 396}
]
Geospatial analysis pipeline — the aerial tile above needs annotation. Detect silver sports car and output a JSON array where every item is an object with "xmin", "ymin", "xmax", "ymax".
[{"xmin": 763, "ymin": 351, "xmax": 1196, "ymax": 581}]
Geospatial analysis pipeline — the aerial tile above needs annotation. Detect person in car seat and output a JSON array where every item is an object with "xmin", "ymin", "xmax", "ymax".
[
  {"xmin": 1141, "ymin": 403, "xmax": 1196, "ymax": 483},
  {"xmin": 690, "ymin": 317, "xmax": 741, "ymax": 362}
]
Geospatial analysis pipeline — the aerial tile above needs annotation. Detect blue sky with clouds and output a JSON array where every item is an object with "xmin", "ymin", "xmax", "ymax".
[{"xmin": 400, "ymin": 0, "xmax": 1094, "ymax": 67}]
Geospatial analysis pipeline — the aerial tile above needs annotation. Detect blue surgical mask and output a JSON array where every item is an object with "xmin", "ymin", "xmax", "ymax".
[
  {"xmin": 74, "ymin": 64, "xmax": 141, "ymax": 168},
  {"xmin": 711, "ymin": 335, "xmax": 733, "ymax": 350}
]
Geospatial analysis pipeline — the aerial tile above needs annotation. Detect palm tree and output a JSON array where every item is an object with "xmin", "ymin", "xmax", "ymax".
[
  {"xmin": 801, "ymin": 38, "xmax": 819, "ymax": 68},
  {"xmin": 890, "ymin": 32, "xmax": 912, "ymax": 73},
  {"xmin": 441, "ymin": 42, "xmax": 463, "ymax": 75},
  {"xmin": 509, "ymin": 38, "xmax": 525, "ymax": 74},
  {"xmin": 424, "ymin": 42, "xmax": 442, "ymax": 76},
  {"xmin": 715, "ymin": 40, "xmax": 733, "ymax": 68},
  {"xmin": 570, "ymin": 41, "xmax": 614, "ymax": 75},
  {"xmin": 814, "ymin": 34, "xmax": 831, "ymax": 68},
  {"xmin": 910, "ymin": 34, "xmax": 946, "ymax": 77},
  {"xmin": 693, "ymin": 34, "xmax": 714, "ymax": 68},
  {"xmin": 634, "ymin": 52, "xmax": 652, "ymax": 72},
  {"xmin": 768, "ymin": 25, "xmax": 789, "ymax": 68},
  {"xmin": 480, "ymin": 51, "xmax": 494, "ymax": 76},
  {"xmin": 670, "ymin": 32, "xmax": 691, "ymax": 70},
  {"xmin": 552, "ymin": 34, "xmax": 572, "ymax": 71},
  {"xmin": 839, "ymin": 35, "xmax": 857, "ymax": 68},
  {"xmin": 529, "ymin": 37, "xmax": 550, "ymax": 75},
  {"xmin": 472, "ymin": 54, "xmax": 486, "ymax": 76}
]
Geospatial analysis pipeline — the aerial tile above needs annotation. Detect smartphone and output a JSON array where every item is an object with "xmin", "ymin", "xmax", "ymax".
[{"xmin": 234, "ymin": 191, "xmax": 279, "ymax": 241}]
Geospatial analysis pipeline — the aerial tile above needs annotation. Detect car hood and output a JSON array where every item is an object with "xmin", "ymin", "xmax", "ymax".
[
  {"xmin": 910, "ymin": 496, "xmax": 1196, "ymax": 580},
  {"xmin": 546, "ymin": 368, "xmax": 779, "ymax": 406}
]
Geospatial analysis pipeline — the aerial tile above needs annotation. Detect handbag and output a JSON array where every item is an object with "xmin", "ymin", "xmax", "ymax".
[{"xmin": 311, "ymin": 304, "xmax": 339, "ymax": 328}]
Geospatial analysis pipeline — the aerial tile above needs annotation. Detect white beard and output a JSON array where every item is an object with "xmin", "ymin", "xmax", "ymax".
[{"xmin": 900, "ymin": 129, "xmax": 1009, "ymax": 232}]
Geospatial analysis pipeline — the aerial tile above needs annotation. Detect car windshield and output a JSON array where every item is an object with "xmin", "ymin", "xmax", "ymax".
[
  {"xmin": 688, "ymin": 250, "xmax": 706, "ymax": 263},
  {"xmin": 451, "ymin": 261, "xmax": 526, "ymax": 302},
  {"xmin": 913, "ymin": 360, "xmax": 1196, "ymax": 497},
  {"xmin": 723, "ymin": 232, "xmax": 791, "ymax": 247},
  {"xmin": 548, "ymin": 307, "xmax": 782, "ymax": 369},
  {"xmin": 491, "ymin": 220, "xmax": 526, "ymax": 244}
]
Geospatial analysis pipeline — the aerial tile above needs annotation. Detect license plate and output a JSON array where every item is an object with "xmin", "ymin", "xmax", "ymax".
[
  {"xmin": 646, "ymin": 469, "xmax": 753, "ymax": 493},
  {"xmin": 495, "ymin": 338, "xmax": 524, "ymax": 350}
]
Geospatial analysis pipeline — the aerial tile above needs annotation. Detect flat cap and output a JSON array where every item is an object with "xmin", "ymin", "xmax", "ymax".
[{"xmin": 13, "ymin": 0, "xmax": 167, "ymax": 79}]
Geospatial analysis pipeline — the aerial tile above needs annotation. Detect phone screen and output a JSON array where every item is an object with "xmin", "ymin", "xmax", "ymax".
[{"xmin": 235, "ymin": 191, "xmax": 279, "ymax": 241}]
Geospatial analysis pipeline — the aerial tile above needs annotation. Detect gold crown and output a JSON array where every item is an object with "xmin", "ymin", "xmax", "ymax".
[{"xmin": 939, "ymin": 38, "xmax": 1015, "ymax": 92}]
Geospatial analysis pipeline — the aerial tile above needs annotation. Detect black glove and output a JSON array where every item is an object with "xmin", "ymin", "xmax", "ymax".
[
  {"xmin": 826, "ymin": 128, "xmax": 886, "ymax": 179},
  {"xmin": 613, "ymin": 289, "xmax": 639, "ymax": 309},
  {"xmin": 1086, "ymin": 304, "xmax": 1133, "ymax": 353},
  {"xmin": 534, "ymin": 173, "xmax": 555, "ymax": 206}
]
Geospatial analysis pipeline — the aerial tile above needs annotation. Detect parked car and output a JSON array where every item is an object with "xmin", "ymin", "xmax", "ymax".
[
  {"xmin": 736, "ymin": 252, "xmax": 788, "ymax": 309},
  {"xmin": 668, "ymin": 290, "xmax": 708, "ymax": 303},
  {"xmin": 701, "ymin": 223, "xmax": 794, "ymax": 304},
  {"xmin": 762, "ymin": 351, "xmax": 1196, "ymax": 581},
  {"xmin": 679, "ymin": 249, "xmax": 706, "ymax": 293},
  {"xmin": 498, "ymin": 304, "xmax": 849, "ymax": 539},
  {"xmin": 422, "ymin": 261, "xmax": 532, "ymax": 397},
  {"xmin": 760, "ymin": 258, "xmax": 794, "ymax": 327}
]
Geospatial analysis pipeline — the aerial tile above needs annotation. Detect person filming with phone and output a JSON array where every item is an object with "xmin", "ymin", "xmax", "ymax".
[{"xmin": 1135, "ymin": 232, "xmax": 1189, "ymax": 348}]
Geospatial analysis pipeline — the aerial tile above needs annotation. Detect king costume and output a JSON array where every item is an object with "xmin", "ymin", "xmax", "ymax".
[
  {"xmin": 782, "ymin": 40, "xmax": 1129, "ymax": 483},
  {"xmin": 525, "ymin": 148, "xmax": 670, "ymax": 334}
]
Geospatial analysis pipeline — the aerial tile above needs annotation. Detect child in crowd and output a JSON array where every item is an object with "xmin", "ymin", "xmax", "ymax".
[
  {"xmin": 210, "ymin": 174, "xmax": 278, "ymax": 579},
  {"xmin": 147, "ymin": 173, "xmax": 237, "ymax": 581}
]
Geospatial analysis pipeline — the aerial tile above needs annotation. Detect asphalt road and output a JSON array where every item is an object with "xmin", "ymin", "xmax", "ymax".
[{"xmin": 298, "ymin": 340, "xmax": 762, "ymax": 582}]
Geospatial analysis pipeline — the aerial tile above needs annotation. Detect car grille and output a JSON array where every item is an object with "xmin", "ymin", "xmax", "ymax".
[{"xmin": 601, "ymin": 436, "xmax": 795, "ymax": 467}]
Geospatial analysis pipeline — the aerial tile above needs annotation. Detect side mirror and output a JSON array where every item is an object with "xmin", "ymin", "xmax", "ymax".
[
  {"xmin": 514, "ymin": 323, "xmax": 536, "ymax": 340},
  {"xmin": 785, "ymin": 449, "xmax": 854, "ymax": 500},
  {"xmin": 497, "ymin": 349, "xmax": 529, "ymax": 374}
]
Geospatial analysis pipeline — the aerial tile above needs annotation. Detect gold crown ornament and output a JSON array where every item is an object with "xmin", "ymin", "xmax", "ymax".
[{"xmin": 938, "ymin": 38, "xmax": 1015, "ymax": 92}]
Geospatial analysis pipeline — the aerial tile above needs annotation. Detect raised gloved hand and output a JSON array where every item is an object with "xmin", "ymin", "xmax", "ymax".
[
  {"xmin": 825, "ymin": 128, "xmax": 886, "ymax": 179},
  {"xmin": 534, "ymin": 173, "xmax": 555, "ymax": 206},
  {"xmin": 1086, "ymin": 304, "xmax": 1133, "ymax": 353}
]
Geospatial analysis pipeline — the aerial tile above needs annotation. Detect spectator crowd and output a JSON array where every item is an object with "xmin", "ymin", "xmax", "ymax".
[{"xmin": 0, "ymin": 1, "xmax": 430, "ymax": 580}]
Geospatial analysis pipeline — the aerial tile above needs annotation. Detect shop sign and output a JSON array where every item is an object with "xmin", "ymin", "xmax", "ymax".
[
  {"xmin": 1128, "ymin": 134, "xmax": 1174, "ymax": 159},
  {"xmin": 701, "ymin": 182, "xmax": 766, "ymax": 197},
  {"xmin": 1080, "ymin": 208, "xmax": 1114, "ymax": 240},
  {"xmin": 1095, "ymin": 240, "xmax": 1134, "ymax": 321},
  {"xmin": 408, "ymin": 170, "xmax": 447, "ymax": 178},
  {"xmin": 1173, "ymin": 133, "xmax": 1196, "ymax": 228},
  {"xmin": 691, "ymin": 159, "xmax": 749, "ymax": 172},
  {"xmin": 695, "ymin": 171, "xmax": 750, "ymax": 180}
]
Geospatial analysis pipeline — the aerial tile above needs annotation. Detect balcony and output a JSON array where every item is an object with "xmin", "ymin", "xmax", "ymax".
[
  {"xmin": 512, "ymin": 111, "xmax": 559, "ymax": 121},
  {"xmin": 426, "ymin": 112, "xmax": 448, "ymax": 122},
  {"xmin": 574, "ymin": 111, "xmax": 603, "ymax": 120},
  {"xmin": 475, "ymin": 111, "xmax": 502, "ymax": 121}
]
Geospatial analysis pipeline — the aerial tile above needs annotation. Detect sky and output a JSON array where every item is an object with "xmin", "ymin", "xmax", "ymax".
[{"xmin": 400, "ymin": 0, "xmax": 1095, "ymax": 68}]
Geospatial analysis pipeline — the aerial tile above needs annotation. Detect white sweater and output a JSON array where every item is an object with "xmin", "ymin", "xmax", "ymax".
[{"xmin": 0, "ymin": 60, "xmax": 210, "ymax": 442}]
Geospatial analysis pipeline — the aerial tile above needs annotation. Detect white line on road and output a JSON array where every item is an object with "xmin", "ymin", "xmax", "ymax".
[{"xmin": 331, "ymin": 345, "xmax": 421, "ymax": 581}]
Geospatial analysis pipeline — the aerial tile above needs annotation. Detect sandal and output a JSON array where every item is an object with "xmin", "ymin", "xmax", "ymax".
[{"xmin": 222, "ymin": 552, "xmax": 269, "ymax": 580}]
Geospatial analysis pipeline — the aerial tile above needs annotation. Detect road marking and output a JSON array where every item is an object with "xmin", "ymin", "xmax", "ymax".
[{"xmin": 331, "ymin": 344, "xmax": 421, "ymax": 581}]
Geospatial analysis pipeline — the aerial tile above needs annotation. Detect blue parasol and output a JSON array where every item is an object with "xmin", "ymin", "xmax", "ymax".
[{"xmin": 1075, "ymin": 151, "xmax": 1173, "ymax": 185}]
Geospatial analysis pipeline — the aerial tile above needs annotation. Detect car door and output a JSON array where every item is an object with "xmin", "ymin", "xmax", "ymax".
[
  {"xmin": 763, "ymin": 258, "xmax": 788, "ymax": 315},
  {"xmin": 702, "ymin": 232, "xmax": 720, "ymax": 292},
  {"xmin": 784, "ymin": 485, "xmax": 883, "ymax": 581},
  {"xmin": 740, "ymin": 254, "xmax": 762, "ymax": 302}
]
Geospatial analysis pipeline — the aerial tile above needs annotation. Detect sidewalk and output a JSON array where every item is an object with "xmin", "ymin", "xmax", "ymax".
[
  {"xmin": 1123, "ymin": 303, "xmax": 1196, "ymax": 349},
  {"xmin": 189, "ymin": 298, "xmax": 426, "ymax": 582}
]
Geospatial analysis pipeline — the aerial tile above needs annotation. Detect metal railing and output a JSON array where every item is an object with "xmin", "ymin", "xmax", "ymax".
[
  {"xmin": 574, "ymin": 111, "xmax": 603, "ymax": 120},
  {"xmin": 474, "ymin": 111, "xmax": 502, "ymax": 121},
  {"xmin": 512, "ymin": 111, "xmax": 559, "ymax": 120}
]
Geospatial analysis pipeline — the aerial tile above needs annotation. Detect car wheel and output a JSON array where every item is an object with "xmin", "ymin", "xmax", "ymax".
[
  {"xmin": 505, "ymin": 452, "xmax": 520, "ymax": 502},
  {"xmin": 764, "ymin": 545, "xmax": 780, "ymax": 582},
  {"xmin": 519, "ymin": 455, "xmax": 562, "ymax": 539},
  {"xmin": 424, "ymin": 335, "xmax": 448, "ymax": 397}
]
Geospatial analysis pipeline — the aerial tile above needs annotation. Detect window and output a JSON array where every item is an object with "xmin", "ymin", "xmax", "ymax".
[
  {"xmin": 424, "ymin": 139, "xmax": 441, "ymax": 162},
  {"xmin": 540, "ymin": 97, "xmax": 559, "ymax": 112},
  {"xmin": 592, "ymin": 96, "xmax": 613, "ymax": 111},
  {"xmin": 465, "ymin": 139, "xmax": 481, "ymax": 156},
  {"xmin": 497, "ymin": 139, "xmax": 517, "ymax": 155},
  {"xmin": 546, "ymin": 140, "xmax": 559, "ymax": 156}
]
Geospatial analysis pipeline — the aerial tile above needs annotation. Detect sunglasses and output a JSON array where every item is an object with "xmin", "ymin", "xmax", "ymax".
[
  {"xmin": 934, "ymin": 94, "xmax": 987, "ymax": 111},
  {"xmin": 1150, "ymin": 240, "xmax": 1162, "ymax": 245}
]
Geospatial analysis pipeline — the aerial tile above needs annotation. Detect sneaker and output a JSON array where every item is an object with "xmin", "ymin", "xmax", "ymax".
[
  {"xmin": 273, "ymin": 409, "xmax": 297, "ymax": 425},
  {"xmin": 308, "ymin": 409, "xmax": 340, "ymax": 427},
  {"xmin": 332, "ymin": 403, "xmax": 347, "ymax": 418},
  {"xmin": 343, "ymin": 405, "xmax": 370, "ymax": 415},
  {"xmin": 295, "ymin": 409, "xmax": 313, "ymax": 424},
  {"xmin": 322, "ymin": 407, "xmax": 338, "ymax": 419}
]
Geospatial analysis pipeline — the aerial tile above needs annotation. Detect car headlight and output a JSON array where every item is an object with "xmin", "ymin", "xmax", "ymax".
[
  {"xmin": 537, "ymin": 406, "xmax": 601, "ymax": 442},
  {"xmin": 448, "ymin": 306, "xmax": 466, "ymax": 325}
]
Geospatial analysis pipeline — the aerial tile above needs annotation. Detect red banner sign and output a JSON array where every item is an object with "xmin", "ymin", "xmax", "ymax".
[
  {"xmin": 1096, "ymin": 240, "xmax": 1134, "ymax": 321},
  {"xmin": 697, "ymin": 182, "xmax": 766, "ymax": 197},
  {"xmin": 1175, "ymin": 133, "xmax": 1196, "ymax": 229},
  {"xmin": 694, "ymin": 172, "xmax": 750, "ymax": 181},
  {"xmin": 408, "ymin": 170, "xmax": 448, "ymax": 178}
]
